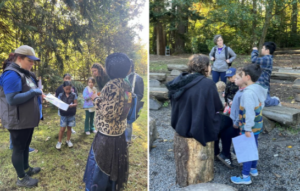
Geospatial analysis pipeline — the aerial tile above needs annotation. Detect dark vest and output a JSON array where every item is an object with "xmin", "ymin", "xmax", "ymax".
[
  {"xmin": 59, "ymin": 92, "xmax": 76, "ymax": 116},
  {"xmin": 0, "ymin": 66, "xmax": 40, "ymax": 130}
]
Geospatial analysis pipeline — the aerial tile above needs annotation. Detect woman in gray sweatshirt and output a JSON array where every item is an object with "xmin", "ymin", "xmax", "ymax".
[{"xmin": 209, "ymin": 35, "xmax": 237, "ymax": 83}]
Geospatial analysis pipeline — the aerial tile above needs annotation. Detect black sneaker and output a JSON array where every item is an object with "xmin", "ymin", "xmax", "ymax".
[
  {"xmin": 217, "ymin": 153, "xmax": 234, "ymax": 169},
  {"xmin": 26, "ymin": 167, "xmax": 41, "ymax": 176},
  {"xmin": 16, "ymin": 174, "xmax": 38, "ymax": 188}
]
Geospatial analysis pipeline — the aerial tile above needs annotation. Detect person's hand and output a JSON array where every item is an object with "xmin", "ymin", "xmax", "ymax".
[
  {"xmin": 32, "ymin": 89, "xmax": 42, "ymax": 95},
  {"xmin": 211, "ymin": 57, "xmax": 215, "ymax": 61},
  {"xmin": 229, "ymin": 101, "xmax": 233, "ymax": 106},
  {"xmin": 222, "ymin": 92, "xmax": 225, "ymax": 97},
  {"xmin": 245, "ymin": 131, "xmax": 251, "ymax": 137},
  {"xmin": 91, "ymin": 93, "xmax": 98, "ymax": 100},
  {"xmin": 42, "ymin": 94, "xmax": 46, "ymax": 99},
  {"xmin": 253, "ymin": 47, "xmax": 258, "ymax": 50},
  {"xmin": 233, "ymin": 125, "xmax": 239, "ymax": 129},
  {"xmin": 226, "ymin": 59, "xmax": 230, "ymax": 63}
]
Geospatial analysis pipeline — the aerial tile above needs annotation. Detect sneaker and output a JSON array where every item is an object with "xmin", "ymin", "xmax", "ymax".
[
  {"xmin": 85, "ymin": 132, "xmax": 90, "ymax": 135},
  {"xmin": 231, "ymin": 175, "xmax": 252, "ymax": 185},
  {"xmin": 26, "ymin": 167, "xmax": 41, "ymax": 176},
  {"xmin": 71, "ymin": 128, "xmax": 76, "ymax": 134},
  {"xmin": 217, "ymin": 153, "xmax": 234, "ymax": 169},
  {"xmin": 272, "ymin": 96, "xmax": 282, "ymax": 106},
  {"xmin": 16, "ymin": 174, "xmax": 38, "ymax": 188},
  {"xmin": 250, "ymin": 169, "xmax": 258, "ymax": 176},
  {"xmin": 29, "ymin": 147, "xmax": 38, "ymax": 154},
  {"xmin": 66, "ymin": 140, "xmax": 73, "ymax": 148},
  {"xmin": 56, "ymin": 142, "xmax": 62, "ymax": 150},
  {"xmin": 93, "ymin": 130, "xmax": 97, "ymax": 134}
]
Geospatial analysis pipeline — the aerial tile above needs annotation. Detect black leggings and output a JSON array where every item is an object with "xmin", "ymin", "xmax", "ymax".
[
  {"xmin": 215, "ymin": 114, "xmax": 240, "ymax": 158},
  {"xmin": 9, "ymin": 128, "xmax": 34, "ymax": 178}
]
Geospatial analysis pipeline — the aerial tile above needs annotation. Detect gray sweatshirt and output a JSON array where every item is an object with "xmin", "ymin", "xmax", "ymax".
[
  {"xmin": 230, "ymin": 88, "xmax": 244, "ymax": 126},
  {"xmin": 240, "ymin": 84, "xmax": 267, "ymax": 132},
  {"xmin": 209, "ymin": 45, "xmax": 237, "ymax": 72}
]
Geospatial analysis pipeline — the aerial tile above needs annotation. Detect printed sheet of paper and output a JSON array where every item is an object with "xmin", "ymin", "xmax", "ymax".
[
  {"xmin": 232, "ymin": 132, "xmax": 259, "ymax": 163},
  {"xmin": 44, "ymin": 93, "xmax": 69, "ymax": 111}
]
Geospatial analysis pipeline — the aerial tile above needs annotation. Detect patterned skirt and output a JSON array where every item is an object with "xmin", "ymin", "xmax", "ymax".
[{"xmin": 83, "ymin": 132, "xmax": 129, "ymax": 191}]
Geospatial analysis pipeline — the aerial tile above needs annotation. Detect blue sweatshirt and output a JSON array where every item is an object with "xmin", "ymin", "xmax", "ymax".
[{"xmin": 230, "ymin": 88, "xmax": 244, "ymax": 126}]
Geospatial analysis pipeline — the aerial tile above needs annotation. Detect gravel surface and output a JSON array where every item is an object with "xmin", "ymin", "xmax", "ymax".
[{"xmin": 150, "ymin": 107, "xmax": 300, "ymax": 191}]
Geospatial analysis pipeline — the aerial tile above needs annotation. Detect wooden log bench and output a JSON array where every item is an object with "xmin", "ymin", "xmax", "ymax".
[{"xmin": 174, "ymin": 133, "xmax": 214, "ymax": 187}]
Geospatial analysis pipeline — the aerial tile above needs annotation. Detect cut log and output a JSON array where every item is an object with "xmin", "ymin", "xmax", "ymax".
[
  {"xmin": 219, "ymin": 95, "xmax": 300, "ymax": 126},
  {"xmin": 150, "ymin": 87, "xmax": 169, "ymax": 101},
  {"xmin": 174, "ymin": 133, "xmax": 214, "ymax": 187},
  {"xmin": 278, "ymin": 69, "xmax": 300, "ymax": 73},
  {"xmin": 150, "ymin": 73, "xmax": 166, "ymax": 82},
  {"xmin": 275, "ymin": 50, "xmax": 300, "ymax": 54},
  {"xmin": 292, "ymin": 84, "xmax": 300, "ymax": 94},
  {"xmin": 167, "ymin": 64, "xmax": 188, "ymax": 72},
  {"xmin": 294, "ymin": 78, "xmax": 300, "ymax": 84},
  {"xmin": 171, "ymin": 69, "xmax": 182, "ymax": 76},
  {"xmin": 271, "ymin": 72, "xmax": 300, "ymax": 81}
]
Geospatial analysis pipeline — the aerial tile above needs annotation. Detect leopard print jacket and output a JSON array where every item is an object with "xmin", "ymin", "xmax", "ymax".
[{"xmin": 93, "ymin": 78, "xmax": 132, "ymax": 136}]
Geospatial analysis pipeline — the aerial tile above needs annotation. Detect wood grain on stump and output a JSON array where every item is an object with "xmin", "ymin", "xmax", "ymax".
[{"xmin": 174, "ymin": 133, "xmax": 214, "ymax": 187}]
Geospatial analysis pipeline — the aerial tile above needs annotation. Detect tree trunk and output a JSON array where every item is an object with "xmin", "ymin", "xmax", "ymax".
[
  {"xmin": 156, "ymin": 22, "xmax": 166, "ymax": 55},
  {"xmin": 258, "ymin": 0, "xmax": 274, "ymax": 54},
  {"xmin": 174, "ymin": 132, "xmax": 214, "ymax": 187},
  {"xmin": 251, "ymin": 0, "xmax": 257, "ymax": 46},
  {"xmin": 174, "ymin": 5, "xmax": 188, "ymax": 54},
  {"xmin": 152, "ymin": 25, "xmax": 157, "ymax": 54},
  {"xmin": 290, "ymin": 1, "xmax": 298, "ymax": 46}
]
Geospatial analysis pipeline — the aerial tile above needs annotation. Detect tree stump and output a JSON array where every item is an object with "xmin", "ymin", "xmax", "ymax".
[{"xmin": 174, "ymin": 132, "xmax": 214, "ymax": 187}]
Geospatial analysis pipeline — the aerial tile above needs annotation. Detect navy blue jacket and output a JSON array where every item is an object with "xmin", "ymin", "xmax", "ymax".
[{"xmin": 166, "ymin": 73, "xmax": 223, "ymax": 146}]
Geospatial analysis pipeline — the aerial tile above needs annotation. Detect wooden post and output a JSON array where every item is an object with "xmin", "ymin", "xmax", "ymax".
[{"xmin": 174, "ymin": 133, "xmax": 214, "ymax": 187}]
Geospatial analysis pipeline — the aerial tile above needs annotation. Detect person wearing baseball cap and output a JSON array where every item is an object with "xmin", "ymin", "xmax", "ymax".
[{"xmin": 0, "ymin": 45, "xmax": 43, "ymax": 188}]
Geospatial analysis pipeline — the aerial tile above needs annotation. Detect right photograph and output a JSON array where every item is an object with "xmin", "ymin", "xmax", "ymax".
[{"xmin": 149, "ymin": 0, "xmax": 300, "ymax": 190}]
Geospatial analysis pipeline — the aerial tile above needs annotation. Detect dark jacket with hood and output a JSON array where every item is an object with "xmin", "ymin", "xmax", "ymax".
[{"xmin": 166, "ymin": 72, "xmax": 223, "ymax": 146}]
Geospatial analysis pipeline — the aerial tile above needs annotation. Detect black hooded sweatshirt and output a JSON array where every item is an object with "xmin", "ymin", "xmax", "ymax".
[{"xmin": 166, "ymin": 72, "xmax": 223, "ymax": 146}]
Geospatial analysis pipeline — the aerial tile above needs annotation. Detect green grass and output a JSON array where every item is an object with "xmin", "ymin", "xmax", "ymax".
[
  {"xmin": 0, "ymin": 76, "xmax": 148, "ymax": 191},
  {"xmin": 149, "ymin": 54, "xmax": 251, "ymax": 73}
]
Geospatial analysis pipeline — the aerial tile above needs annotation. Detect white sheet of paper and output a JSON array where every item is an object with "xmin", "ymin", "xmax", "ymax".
[
  {"xmin": 232, "ymin": 132, "xmax": 259, "ymax": 163},
  {"xmin": 44, "ymin": 93, "xmax": 69, "ymax": 111}
]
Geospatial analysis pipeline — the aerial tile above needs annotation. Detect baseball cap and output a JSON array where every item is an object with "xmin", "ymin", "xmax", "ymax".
[
  {"xmin": 225, "ymin": 67, "xmax": 236, "ymax": 77},
  {"xmin": 15, "ymin": 45, "xmax": 40, "ymax": 61}
]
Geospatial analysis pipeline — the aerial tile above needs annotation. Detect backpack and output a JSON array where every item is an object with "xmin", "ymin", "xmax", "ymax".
[
  {"xmin": 213, "ymin": 46, "xmax": 232, "ymax": 67},
  {"xmin": 127, "ymin": 74, "xmax": 144, "ymax": 124}
]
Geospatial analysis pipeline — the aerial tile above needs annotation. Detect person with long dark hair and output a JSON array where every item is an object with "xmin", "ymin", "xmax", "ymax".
[
  {"xmin": 83, "ymin": 53, "xmax": 132, "ymax": 191},
  {"xmin": 0, "ymin": 45, "xmax": 44, "ymax": 188},
  {"xmin": 91, "ymin": 63, "xmax": 110, "ymax": 91}
]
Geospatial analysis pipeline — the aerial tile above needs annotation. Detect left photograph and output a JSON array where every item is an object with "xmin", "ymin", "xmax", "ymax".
[{"xmin": 0, "ymin": 0, "xmax": 148, "ymax": 190}]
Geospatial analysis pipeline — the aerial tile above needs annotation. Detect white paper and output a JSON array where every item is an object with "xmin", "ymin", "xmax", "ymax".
[
  {"xmin": 232, "ymin": 132, "xmax": 259, "ymax": 163},
  {"xmin": 44, "ymin": 93, "xmax": 69, "ymax": 111}
]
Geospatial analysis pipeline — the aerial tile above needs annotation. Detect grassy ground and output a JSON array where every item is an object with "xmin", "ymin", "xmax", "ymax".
[
  {"xmin": 0, "ymin": 76, "xmax": 148, "ymax": 191},
  {"xmin": 150, "ymin": 54, "xmax": 251, "ymax": 73}
]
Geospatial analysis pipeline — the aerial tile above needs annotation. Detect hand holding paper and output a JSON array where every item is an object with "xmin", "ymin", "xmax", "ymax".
[{"xmin": 232, "ymin": 132, "xmax": 258, "ymax": 163}]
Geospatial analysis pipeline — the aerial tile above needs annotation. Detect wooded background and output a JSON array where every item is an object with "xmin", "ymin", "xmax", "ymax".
[
  {"xmin": 0, "ymin": 0, "xmax": 147, "ymax": 91},
  {"xmin": 150, "ymin": 0, "xmax": 299, "ymax": 55}
]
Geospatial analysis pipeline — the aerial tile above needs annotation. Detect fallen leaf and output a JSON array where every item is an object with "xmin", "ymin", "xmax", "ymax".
[
  {"xmin": 287, "ymin": 145, "xmax": 292, "ymax": 148},
  {"xmin": 274, "ymin": 154, "xmax": 279, "ymax": 157},
  {"xmin": 273, "ymin": 172, "xmax": 281, "ymax": 178},
  {"xmin": 163, "ymin": 139, "xmax": 168, "ymax": 142},
  {"xmin": 278, "ymin": 133, "xmax": 282, "ymax": 136},
  {"xmin": 168, "ymin": 149, "xmax": 173, "ymax": 152},
  {"xmin": 45, "ymin": 137, "xmax": 50, "ymax": 141},
  {"xmin": 151, "ymin": 145, "xmax": 157, "ymax": 148},
  {"xmin": 291, "ymin": 99, "xmax": 295, "ymax": 104}
]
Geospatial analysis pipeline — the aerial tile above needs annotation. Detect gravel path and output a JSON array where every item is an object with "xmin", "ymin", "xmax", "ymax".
[{"xmin": 150, "ymin": 107, "xmax": 300, "ymax": 191}]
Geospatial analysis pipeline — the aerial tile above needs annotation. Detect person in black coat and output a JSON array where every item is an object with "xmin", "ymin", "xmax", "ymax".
[{"xmin": 166, "ymin": 54, "xmax": 223, "ymax": 146}]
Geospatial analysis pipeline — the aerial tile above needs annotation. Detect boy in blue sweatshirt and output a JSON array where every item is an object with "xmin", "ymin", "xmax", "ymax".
[
  {"xmin": 251, "ymin": 42, "xmax": 280, "ymax": 106},
  {"xmin": 230, "ymin": 64, "xmax": 267, "ymax": 185}
]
